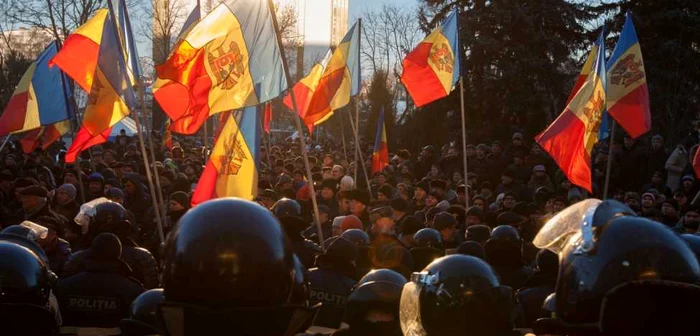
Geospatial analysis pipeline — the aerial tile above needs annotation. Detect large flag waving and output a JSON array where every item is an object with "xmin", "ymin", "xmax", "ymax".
[
  {"xmin": 536, "ymin": 30, "xmax": 607, "ymax": 193},
  {"xmin": 153, "ymin": 0, "xmax": 286, "ymax": 135},
  {"xmin": 401, "ymin": 9, "xmax": 460, "ymax": 107},
  {"xmin": 283, "ymin": 21, "xmax": 361, "ymax": 131},
  {"xmin": 0, "ymin": 41, "xmax": 73, "ymax": 136},
  {"xmin": 371, "ymin": 108, "xmax": 389, "ymax": 175},
  {"xmin": 606, "ymin": 12, "xmax": 650, "ymax": 139},
  {"xmin": 191, "ymin": 106, "xmax": 261, "ymax": 206},
  {"xmin": 50, "ymin": 8, "xmax": 136, "ymax": 163}
]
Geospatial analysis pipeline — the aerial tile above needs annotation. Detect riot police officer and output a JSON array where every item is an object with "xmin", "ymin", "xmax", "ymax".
[
  {"xmin": 400, "ymin": 254, "xmax": 518, "ymax": 336},
  {"xmin": 340, "ymin": 229, "xmax": 372, "ymax": 279},
  {"xmin": 55, "ymin": 233, "xmax": 144, "ymax": 334},
  {"xmin": 308, "ymin": 237, "xmax": 358, "ymax": 329},
  {"xmin": 62, "ymin": 201, "xmax": 159, "ymax": 288},
  {"xmin": 484, "ymin": 225, "xmax": 534, "ymax": 289},
  {"xmin": 0, "ymin": 240, "xmax": 59, "ymax": 335},
  {"xmin": 157, "ymin": 198, "xmax": 316, "ymax": 335},
  {"xmin": 272, "ymin": 197, "xmax": 323, "ymax": 268},
  {"xmin": 410, "ymin": 228, "xmax": 445, "ymax": 272},
  {"xmin": 120, "ymin": 288, "xmax": 165, "ymax": 336},
  {"xmin": 532, "ymin": 199, "xmax": 700, "ymax": 336}
]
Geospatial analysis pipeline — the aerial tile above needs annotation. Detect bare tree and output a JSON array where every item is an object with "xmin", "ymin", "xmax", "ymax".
[
  {"xmin": 360, "ymin": 4, "xmax": 421, "ymax": 78},
  {"xmin": 143, "ymin": 0, "xmax": 187, "ymax": 65}
]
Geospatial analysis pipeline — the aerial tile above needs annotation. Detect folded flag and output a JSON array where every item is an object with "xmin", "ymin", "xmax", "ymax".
[
  {"xmin": 153, "ymin": 0, "xmax": 286, "ymax": 135},
  {"xmin": 536, "ymin": 29, "xmax": 607, "ymax": 193},
  {"xmin": 0, "ymin": 41, "xmax": 73, "ymax": 136},
  {"xmin": 20, "ymin": 120, "xmax": 72, "ymax": 154},
  {"xmin": 371, "ymin": 108, "xmax": 389, "ymax": 175},
  {"xmin": 191, "ymin": 106, "xmax": 261, "ymax": 206},
  {"xmin": 283, "ymin": 20, "xmax": 360, "ymax": 131},
  {"xmin": 606, "ymin": 12, "xmax": 651, "ymax": 139},
  {"xmin": 401, "ymin": 9, "xmax": 460, "ymax": 107}
]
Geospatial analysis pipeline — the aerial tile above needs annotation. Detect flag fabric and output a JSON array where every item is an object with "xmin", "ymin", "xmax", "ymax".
[
  {"xmin": 536, "ymin": 30, "xmax": 607, "ymax": 193},
  {"xmin": 20, "ymin": 120, "xmax": 72, "ymax": 154},
  {"xmin": 50, "ymin": 8, "xmax": 136, "ymax": 163},
  {"xmin": 177, "ymin": 0, "xmax": 201, "ymax": 40},
  {"xmin": 153, "ymin": 0, "xmax": 287, "ymax": 135},
  {"xmin": 401, "ymin": 9, "xmax": 460, "ymax": 107},
  {"xmin": 566, "ymin": 37, "xmax": 601, "ymax": 104},
  {"xmin": 606, "ymin": 12, "xmax": 651, "ymax": 139},
  {"xmin": 371, "ymin": 108, "xmax": 389, "ymax": 175},
  {"xmin": 263, "ymin": 102, "xmax": 272, "ymax": 134},
  {"xmin": 114, "ymin": 0, "xmax": 142, "ymax": 82},
  {"xmin": 282, "ymin": 20, "xmax": 360, "ymax": 131},
  {"xmin": 191, "ymin": 105, "xmax": 261, "ymax": 206},
  {"xmin": 163, "ymin": 118, "xmax": 173, "ymax": 150},
  {"xmin": 0, "ymin": 41, "xmax": 73, "ymax": 136}
]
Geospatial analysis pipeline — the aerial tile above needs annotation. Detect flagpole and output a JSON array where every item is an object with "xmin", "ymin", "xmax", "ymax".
[
  {"xmin": 603, "ymin": 120, "xmax": 617, "ymax": 199},
  {"xmin": 459, "ymin": 77, "xmax": 470, "ymax": 208},
  {"xmin": 134, "ymin": 84, "xmax": 165, "ymax": 243},
  {"xmin": 143, "ymin": 95, "xmax": 168, "ymax": 237},
  {"xmin": 267, "ymin": 0, "xmax": 325, "ymax": 246},
  {"xmin": 348, "ymin": 101, "xmax": 373, "ymax": 197},
  {"xmin": 0, "ymin": 136, "xmax": 10, "ymax": 153},
  {"xmin": 340, "ymin": 111, "xmax": 349, "ymax": 166}
]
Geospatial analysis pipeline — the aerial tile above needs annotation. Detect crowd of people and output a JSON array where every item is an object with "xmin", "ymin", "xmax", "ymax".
[{"xmin": 1, "ymin": 124, "xmax": 700, "ymax": 336}]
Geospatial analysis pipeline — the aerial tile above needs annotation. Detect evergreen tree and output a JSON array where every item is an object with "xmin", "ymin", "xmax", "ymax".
[
  {"xmin": 364, "ymin": 70, "xmax": 396, "ymax": 149},
  {"xmin": 0, "ymin": 52, "xmax": 32, "ymax": 111}
]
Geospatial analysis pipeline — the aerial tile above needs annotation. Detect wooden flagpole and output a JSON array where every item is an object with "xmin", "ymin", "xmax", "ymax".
[
  {"xmin": 267, "ymin": 0, "xmax": 325, "ymax": 246},
  {"xmin": 603, "ymin": 120, "xmax": 617, "ymax": 199},
  {"xmin": 459, "ymin": 77, "xmax": 470, "ymax": 208}
]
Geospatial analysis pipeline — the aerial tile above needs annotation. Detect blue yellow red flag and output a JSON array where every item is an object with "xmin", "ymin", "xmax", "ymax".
[
  {"xmin": 606, "ymin": 12, "xmax": 650, "ymax": 139},
  {"xmin": 401, "ymin": 9, "xmax": 460, "ymax": 107},
  {"xmin": 371, "ymin": 108, "xmax": 389, "ymax": 175},
  {"xmin": 536, "ymin": 29, "xmax": 607, "ymax": 193},
  {"xmin": 50, "ymin": 8, "xmax": 136, "ymax": 163},
  {"xmin": 20, "ymin": 120, "xmax": 72, "ymax": 153},
  {"xmin": 113, "ymin": 0, "xmax": 142, "ymax": 83},
  {"xmin": 191, "ymin": 105, "xmax": 261, "ymax": 205},
  {"xmin": 153, "ymin": 0, "xmax": 287, "ymax": 135},
  {"xmin": 283, "ymin": 21, "xmax": 361, "ymax": 131},
  {"xmin": 0, "ymin": 41, "xmax": 74, "ymax": 136}
]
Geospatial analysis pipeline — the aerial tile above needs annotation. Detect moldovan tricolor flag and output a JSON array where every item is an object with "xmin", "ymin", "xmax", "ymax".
[
  {"xmin": 0, "ymin": 41, "xmax": 74, "ymax": 137},
  {"xmin": 371, "ymin": 108, "xmax": 389, "ymax": 175},
  {"xmin": 536, "ymin": 30, "xmax": 607, "ymax": 193},
  {"xmin": 191, "ymin": 106, "xmax": 260, "ymax": 206},
  {"xmin": 283, "ymin": 21, "xmax": 361, "ymax": 131},
  {"xmin": 50, "ymin": 9, "xmax": 136, "ymax": 163},
  {"xmin": 566, "ymin": 36, "xmax": 601, "ymax": 104},
  {"xmin": 20, "ymin": 120, "xmax": 72, "ymax": 154},
  {"xmin": 153, "ymin": 0, "xmax": 286, "ymax": 135},
  {"xmin": 606, "ymin": 12, "xmax": 651, "ymax": 139},
  {"xmin": 163, "ymin": 118, "xmax": 173, "ymax": 150},
  {"xmin": 401, "ymin": 9, "xmax": 460, "ymax": 107}
]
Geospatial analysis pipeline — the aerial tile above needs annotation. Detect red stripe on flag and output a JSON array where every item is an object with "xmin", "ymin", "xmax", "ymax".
[
  {"xmin": 0, "ymin": 92, "xmax": 30, "ymax": 135},
  {"xmin": 401, "ymin": 42, "xmax": 448, "ymax": 107},
  {"xmin": 535, "ymin": 110, "xmax": 592, "ymax": 192},
  {"xmin": 264, "ymin": 102, "xmax": 272, "ymax": 134},
  {"xmin": 41, "ymin": 125, "xmax": 64, "ymax": 150},
  {"xmin": 304, "ymin": 67, "xmax": 347, "ymax": 125},
  {"xmin": 65, "ymin": 126, "xmax": 112, "ymax": 163},
  {"xmin": 190, "ymin": 160, "xmax": 218, "ymax": 206},
  {"xmin": 154, "ymin": 44, "xmax": 212, "ymax": 134},
  {"xmin": 20, "ymin": 129, "xmax": 42, "ymax": 154},
  {"xmin": 283, "ymin": 81, "xmax": 314, "ymax": 118},
  {"xmin": 566, "ymin": 74, "xmax": 588, "ymax": 105},
  {"xmin": 49, "ymin": 34, "xmax": 100, "ymax": 93},
  {"xmin": 607, "ymin": 83, "xmax": 651, "ymax": 139}
]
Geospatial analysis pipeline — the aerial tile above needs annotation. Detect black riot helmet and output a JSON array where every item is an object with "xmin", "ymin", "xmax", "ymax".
[
  {"xmin": 91, "ymin": 201, "xmax": 132, "ymax": 237},
  {"xmin": 358, "ymin": 269, "xmax": 407, "ymax": 287},
  {"xmin": 340, "ymin": 229, "xmax": 370, "ymax": 247},
  {"xmin": 121, "ymin": 289, "xmax": 165, "ymax": 336},
  {"xmin": 271, "ymin": 197, "xmax": 302, "ymax": 218},
  {"xmin": 400, "ymin": 255, "xmax": 516, "ymax": 336},
  {"xmin": 0, "ymin": 224, "xmax": 50, "ymax": 263},
  {"xmin": 0, "ymin": 241, "xmax": 54, "ymax": 306},
  {"xmin": 158, "ymin": 198, "xmax": 315, "ymax": 336},
  {"xmin": 343, "ymin": 281, "xmax": 405, "ymax": 328},
  {"xmin": 413, "ymin": 228, "xmax": 443, "ymax": 249},
  {"xmin": 534, "ymin": 199, "xmax": 700, "ymax": 327},
  {"xmin": 485, "ymin": 225, "xmax": 523, "ymax": 267}
]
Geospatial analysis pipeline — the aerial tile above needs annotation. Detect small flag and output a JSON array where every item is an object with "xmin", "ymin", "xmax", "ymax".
[
  {"xmin": 263, "ymin": 102, "xmax": 272, "ymax": 134},
  {"xmin": 401, "ymin": 9, "xmax": 460, "ymax": 107},
  {"xmin": 536, "ymin": 29, "xmax": 607, "ymax": 193},
  {"xmin": 371, "ymin": 108, "xmax": 389, "ymax": 175},
  {"xmin": 191, "ymin": 106, "xmax": 261, "ymax": 206},
  {"xmin": 153, "ymin": 0, "xmax": 287, "ymax": 135},
  {"xmin": 606, "ymin": 12, "xmax": 651, "ymax": 139},
  {"xmin": 163, "ymin": 118, "xmax": 173, "ymax": 150},
  {"xmin": 283, "ymin": 20, "xmax": 361, "ymax": 131},
  {"xmin": 0, "ymin": 41, "xmax": 74, "ymax": 136},
  {"xmin": 20, "ymin": 120, "xmax": 72, "ymax": 154},
  {"xmin": 50, "ymin": 8, "xmax": 136, "ymax": 163}
]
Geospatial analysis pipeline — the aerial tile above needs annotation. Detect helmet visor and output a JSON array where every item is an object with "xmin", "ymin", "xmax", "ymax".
[
  {"xmin": 399, "ymin": 281, "xmax": 427, "ymax": 336},
  {"xmin": 533, "ymin": 199, "xmax": 602, "ymax": 254}
]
